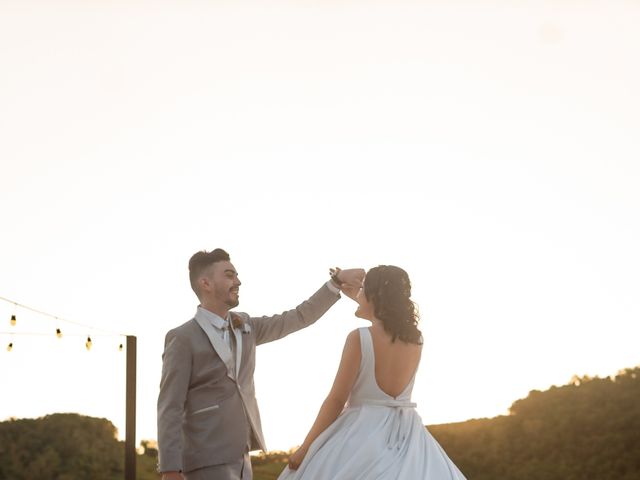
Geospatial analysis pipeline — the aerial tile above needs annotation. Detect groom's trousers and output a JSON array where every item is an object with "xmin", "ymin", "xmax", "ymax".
[{"xmin": 184, "ymin": 453, "xmax": 252, "ymax": 480}]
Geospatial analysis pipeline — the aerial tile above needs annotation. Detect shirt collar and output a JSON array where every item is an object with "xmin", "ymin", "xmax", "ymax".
[{"xmin": 195, "ymin": 306, "xmax": 229, "ymax": 330}]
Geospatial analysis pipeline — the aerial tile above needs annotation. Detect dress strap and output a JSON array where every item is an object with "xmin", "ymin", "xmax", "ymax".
[
  {"xmin": 358, "ymin": 327, "xmax": 375, "ymax": 376},
  {"xmin": 358, "ymin": 327, "xmax": 373, "ymax": 357}
]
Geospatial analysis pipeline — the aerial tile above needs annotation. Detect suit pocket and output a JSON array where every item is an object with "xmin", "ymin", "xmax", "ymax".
[{"xmin": 192, "ymin": 404, "xmax": 219, "ymax": 415}]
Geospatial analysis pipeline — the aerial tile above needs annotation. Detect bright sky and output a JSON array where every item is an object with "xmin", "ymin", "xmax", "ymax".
[{"xmin": 1, "ymin": 0, "xmax": 639, "ymax": 451}]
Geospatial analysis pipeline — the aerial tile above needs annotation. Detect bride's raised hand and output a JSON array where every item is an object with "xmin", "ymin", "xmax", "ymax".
[
  {"xmin": 340, "ymin": 282, "xmax": 360, "ymax": 302},
  {"xmin": 338, "ymin": 268, "xmax": 365, "ymax": 287},
  {"xmin": 330, "ymin": 267, "xmax": 365, "ymax": 302}
]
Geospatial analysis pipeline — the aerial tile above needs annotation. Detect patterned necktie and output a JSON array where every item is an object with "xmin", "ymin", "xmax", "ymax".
[
  {"xmin": 222, "ymin": 321, "xmax": 231, "ymax": 350},
  {"xmin": 223, "ymin": 321, "xmax": 237, "ymax": 375}
]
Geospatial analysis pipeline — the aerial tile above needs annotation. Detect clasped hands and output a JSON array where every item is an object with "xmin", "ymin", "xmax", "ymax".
[{"xmin": 330, "ymin": 267, "xmax": 365, "ymax": 301}]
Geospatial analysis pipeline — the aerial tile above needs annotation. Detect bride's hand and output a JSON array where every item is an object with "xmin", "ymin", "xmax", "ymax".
[
  {"xmin": 330, "ymin": 267, "xmax": 364, "ymax": 302},
  {"xmin": 340, "ymin": 282, "xmax": 360, "ymax": 302},
  {"xmin": 337, "ymin": 268, "xmax": 365, "ymax": 287},
  {"xmin": 288, "ymin": 445, "xmax": 308, "ymax": 470}
]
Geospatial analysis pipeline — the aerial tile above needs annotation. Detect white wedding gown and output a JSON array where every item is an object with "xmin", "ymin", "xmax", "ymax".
[{"xmin": 278, "ymin": 327, "xmax": 466, "ymax": 480}]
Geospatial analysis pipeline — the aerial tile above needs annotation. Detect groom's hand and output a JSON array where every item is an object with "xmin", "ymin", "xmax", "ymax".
[{"xmin": 331, "ymin": 268, "xmax": 365, "ymax": 301}]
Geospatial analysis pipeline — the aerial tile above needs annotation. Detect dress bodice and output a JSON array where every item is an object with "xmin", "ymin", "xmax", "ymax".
[{"xmin": 347, "ymin": 327, "xmax": 418, "ymax": 409}]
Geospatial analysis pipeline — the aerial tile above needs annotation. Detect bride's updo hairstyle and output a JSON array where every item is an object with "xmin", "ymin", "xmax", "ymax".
[{"xmin": 364, "ymin": 265, "xmax": 422, "ymax": 345}]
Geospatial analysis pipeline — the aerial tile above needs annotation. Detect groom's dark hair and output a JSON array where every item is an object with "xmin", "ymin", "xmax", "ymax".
[{"xmin": 189, "ymin": 248, "xmax": 231, "ymax": 296}]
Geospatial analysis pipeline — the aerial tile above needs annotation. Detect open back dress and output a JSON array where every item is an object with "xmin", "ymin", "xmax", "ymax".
[{"xmin": 278, "ymin": 327, "xmax": 467, "ymax": 480}]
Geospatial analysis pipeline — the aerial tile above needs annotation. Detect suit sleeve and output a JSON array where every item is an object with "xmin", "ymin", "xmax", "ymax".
[
  {"xmin": 157, "ymin": 330, "xmax": 191, "ymax": 472},
  {"xmin": 249, "ymin": 283, "xmax": 340, "ymax": 346}
]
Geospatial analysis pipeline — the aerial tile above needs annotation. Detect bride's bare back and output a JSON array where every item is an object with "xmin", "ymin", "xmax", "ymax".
[{"xmin": 369, "ymin": 323, "xmax": 422, "ymax": 398}]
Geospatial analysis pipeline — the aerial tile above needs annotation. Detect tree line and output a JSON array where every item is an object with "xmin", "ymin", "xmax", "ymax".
[{"xmin": 429, "ymin": 366, "xmax": 640, "ymax": 480}]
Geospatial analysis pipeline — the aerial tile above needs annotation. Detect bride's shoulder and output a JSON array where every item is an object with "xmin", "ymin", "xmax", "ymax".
[
  {"xmin": 346, "ymin": 327, "xmax": 366, "ymax": 341},
  {"xmin": 345, "ymin": 328, "xmax": 360, "ymax": 341},
  {"xmin": 343, "ymin": 328, "xmax": 363, "ymax": 352}
]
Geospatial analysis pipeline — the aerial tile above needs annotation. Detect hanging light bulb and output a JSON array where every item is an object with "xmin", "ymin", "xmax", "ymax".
[
  {"xmin": 56, "ymin": 328, "xmax": 63, "ymax": 339},
  {"xmin": 10, "ymin": 314, "xmax": 16, "ymax": 326},
  {"xmin": 118, "ymin": 343, "xmax": 124, "ymax": 352},
  {"xmin": 85, "ymin": 336, "xmax": 92, "ymax": 351},
  {"xmin": 7, "ymin": 342, "xmax": 13, "ymax": 352}
]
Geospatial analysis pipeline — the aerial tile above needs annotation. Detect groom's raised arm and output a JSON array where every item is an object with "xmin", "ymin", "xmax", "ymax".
[
  {"xmin": 248, "ymin": 282, "xmax": 340, "ymax": 346},
  {"xmin": 246, "ymin": 268, "xmax": 364, "ymax": 345}
]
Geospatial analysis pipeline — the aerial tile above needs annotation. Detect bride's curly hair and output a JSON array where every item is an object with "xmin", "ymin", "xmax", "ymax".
[{"xmin": 364, "ymin": 265, "xmax": 422, "ymax": 344}]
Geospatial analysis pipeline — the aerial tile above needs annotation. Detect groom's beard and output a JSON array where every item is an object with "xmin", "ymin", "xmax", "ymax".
[
  {"xmin": 226, "ymin": 298, "xmax": 239, "ymax": 308},
  {"xmin": 226, "ymin": 289, "xmax": 240, "ymax": 308}
]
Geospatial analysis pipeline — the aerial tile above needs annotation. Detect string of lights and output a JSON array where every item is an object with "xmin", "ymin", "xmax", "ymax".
[{"xmin": 0, "ymin": 295, "xmax": 126, "ymax": 352}]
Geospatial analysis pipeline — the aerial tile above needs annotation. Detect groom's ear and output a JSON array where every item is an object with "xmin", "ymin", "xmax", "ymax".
[{"xmin": 197, "ymin": 275, "xmax": 210, "ymax": 295}]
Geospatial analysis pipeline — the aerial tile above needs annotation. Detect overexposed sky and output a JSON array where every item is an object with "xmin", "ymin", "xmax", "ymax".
[{"xmin": 1, "ymin": 0, "xmax": 639, "ymax": 451}]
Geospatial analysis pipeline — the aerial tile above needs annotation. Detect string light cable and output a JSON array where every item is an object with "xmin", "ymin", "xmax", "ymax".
[{"xmin": 0, "ymin": 295, "xmax": 127, "ymax": 352}]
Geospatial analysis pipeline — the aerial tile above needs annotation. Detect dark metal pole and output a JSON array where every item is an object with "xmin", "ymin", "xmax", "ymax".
[{"xmin": 125, "ymin": 335, "xmax": 137, "ymax": 480}]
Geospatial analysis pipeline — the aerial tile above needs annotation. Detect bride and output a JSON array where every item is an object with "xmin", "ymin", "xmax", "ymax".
[{"xmin": 278, "ymin": 265, "xmax": 467, "ymax": 480}]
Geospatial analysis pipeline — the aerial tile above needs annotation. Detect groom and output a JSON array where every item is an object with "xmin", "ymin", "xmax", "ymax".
[{"xmin": 157, "ymin": 248, "xmax": 361, "ymax": 480}]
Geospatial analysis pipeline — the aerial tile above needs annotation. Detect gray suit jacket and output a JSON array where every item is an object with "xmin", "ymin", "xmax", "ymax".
[{"xmin": 157, "ymin": 283, "xmax": 340, "ymax": 473}]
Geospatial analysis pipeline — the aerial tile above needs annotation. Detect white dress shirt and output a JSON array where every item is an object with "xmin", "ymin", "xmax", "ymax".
[
  {"xmin": 195, "ymin": 306, "xmax": 239, "ymax": 375},
  {"xmin": 325, "ymin": 279, "xmax": 341, "ymax": 295}
]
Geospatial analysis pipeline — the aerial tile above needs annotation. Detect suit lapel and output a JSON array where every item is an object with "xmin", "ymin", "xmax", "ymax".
[{"xmin": 194, "ymin": 316, "xmax": 236, "ymax": 381}]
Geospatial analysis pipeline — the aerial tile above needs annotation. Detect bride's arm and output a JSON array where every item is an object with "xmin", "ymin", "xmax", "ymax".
[{"xmin": 288, "ymin": 330, "xmax": 361, "ymax": 470}]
